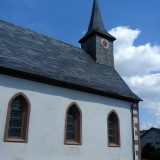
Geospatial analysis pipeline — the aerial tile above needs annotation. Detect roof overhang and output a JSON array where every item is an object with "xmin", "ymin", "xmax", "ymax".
[
  {"xmin": 79, "ymin": 30, "xmax": 116, "ymax": 43},
  {"xmin": 0, "ymin": 66, "xmax": 142, "ymax": 103}
]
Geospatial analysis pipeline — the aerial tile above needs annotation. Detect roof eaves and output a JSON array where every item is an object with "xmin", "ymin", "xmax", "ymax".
[
  {"xmin": 79, "ymin": 30, "xmax": 116, "ymax": 43},
  {"xmin": 0, "ymin": 66, "xmax": 141, "ymax": 103},
  {"xmin": 141, "ymin": 127, "xmax": 160, "ymax": 138}
]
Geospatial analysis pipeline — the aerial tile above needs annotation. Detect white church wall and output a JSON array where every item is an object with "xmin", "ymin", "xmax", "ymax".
[{"xmin": 0, "ymin": 74, "xmax": 133, "ymax": 160}]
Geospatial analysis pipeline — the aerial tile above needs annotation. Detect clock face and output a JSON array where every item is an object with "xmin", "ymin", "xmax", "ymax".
[{"xmin": 101, "ymin": 39, "xmax": 109, "ymax": 49}]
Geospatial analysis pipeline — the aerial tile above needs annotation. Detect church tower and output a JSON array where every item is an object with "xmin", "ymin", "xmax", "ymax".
[{"xmin": 79, "ymin": 0, "xmax": 116, "ymax": 67}]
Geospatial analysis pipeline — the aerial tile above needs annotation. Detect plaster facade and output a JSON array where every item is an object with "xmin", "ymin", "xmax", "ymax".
[{"xmin": 0, "ymin": 74, "xmax": 134, "ymax": 160}]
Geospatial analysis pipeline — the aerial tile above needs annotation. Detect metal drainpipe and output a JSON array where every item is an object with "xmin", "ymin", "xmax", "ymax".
[{"xmin": 131, "ymin": 100, "xmax": 136, "ymax": 160}]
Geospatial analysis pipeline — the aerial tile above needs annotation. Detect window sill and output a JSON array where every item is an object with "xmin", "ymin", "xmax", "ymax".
[
  {"xmin": 4, "ymin": 138, "xmax": 27, "ymax": 143},
  {"xmin": 65, "ymin": 141, "xmax": 81, "ymax": 145},
  {"xmin": 108, "ymin": 143, "xmax": 120, "ymax": 147}
]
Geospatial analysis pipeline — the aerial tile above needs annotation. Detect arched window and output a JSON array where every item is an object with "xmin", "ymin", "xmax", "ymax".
[
  {"xmin": 64, "ymin": 102, "xmax": 82, "ymax": 145},
  {"xmin": 4, "ymin": 93, "xmax": 31, "ymax": 142},
  {"xmin": 107, "ymin": 111, "xmax": 120, "ymax": 147}
]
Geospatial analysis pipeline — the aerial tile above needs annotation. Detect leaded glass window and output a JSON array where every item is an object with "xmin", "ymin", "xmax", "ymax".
[
  {"xmin": 8, "ymin": 98, "xmax": 24, "ymax": 137},
  {"xmin": 67, "ymin": 114, "xmax": 76, "ymax": 141},
  {"xmin": 109, "ymin": 119, "xmax": 114, "ymax": 143},
  {"xmin": 4, "ymin": 93, "xmax": 30, "ymax": 143},
  {"xmin": 108, "ymin": 111, "xmax": 120, "ymax": 146},
  {"xmin": 65, "ymin": 103, "xmax": 82, "ymax": 144}
]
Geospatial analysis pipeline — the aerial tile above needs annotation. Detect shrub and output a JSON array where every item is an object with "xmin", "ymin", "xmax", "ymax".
[
  {"xmin": 142, "ymin": 144, "xmax": 155, "ymax": 159},
  {"xmin": 142, "ymin": 144, "xmax": 160, "ymax": 160}
]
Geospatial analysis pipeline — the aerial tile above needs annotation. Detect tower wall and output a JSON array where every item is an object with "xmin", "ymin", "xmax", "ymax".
[
  {"xmin": 96, "ymin": 35, "xmax": 114, "ymax": 67},
  {"xmin": 81, "ymin": 36, "xmax": 96, "ymax": 61},
  {"xmin": 81, "ymin": 35, "xmax": 114, "ymax": 67}
]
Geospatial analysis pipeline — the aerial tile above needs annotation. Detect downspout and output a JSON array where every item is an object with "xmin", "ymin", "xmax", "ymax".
[{"xmin": 131, "ymin": 100, "xmax": 136, "ymax": 160}]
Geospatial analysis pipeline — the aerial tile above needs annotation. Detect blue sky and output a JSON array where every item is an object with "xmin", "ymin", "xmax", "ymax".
[
  {"xmin": 1, "ymin": 0, "xmax": 159, "ymax": 46},
  {"xmin": 0, "ymin": 0, "xmax": 160, "ymax": 130}
]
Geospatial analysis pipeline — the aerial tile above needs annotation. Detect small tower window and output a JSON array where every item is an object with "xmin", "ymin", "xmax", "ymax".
[
  {"xmin": 108, "ymin": 111, "xmax": 120, "ymax": 147},
  {"xmin": 4, "ymin": 93, "xmax": 30, "ymax": 143},
  {"xmin": 65, "ymin": 102, "xmax": 82, "ymax": 145}
]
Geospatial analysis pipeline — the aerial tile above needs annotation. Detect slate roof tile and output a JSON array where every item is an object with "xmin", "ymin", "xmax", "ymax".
[{"xmin": 0, "ymin": 20, "xmax": 141, "ymax": 101}]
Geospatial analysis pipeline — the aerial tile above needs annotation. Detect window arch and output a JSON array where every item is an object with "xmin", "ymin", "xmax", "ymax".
[
  {"xmin": 107, "ymin": 110, "xmax": 120, "ymax": 147},
  {"xmin": 4, "ymin": 92, "xmax": 31, "ymax": 143},
  {"xmin": 64, "ymin": 102, "xmax": 82, "ymax": 145}
]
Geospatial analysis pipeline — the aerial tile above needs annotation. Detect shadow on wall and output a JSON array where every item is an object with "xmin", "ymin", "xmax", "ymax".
[{"xmin": 0, "ymin": 74, "xmax": 131, "ymax": 109}]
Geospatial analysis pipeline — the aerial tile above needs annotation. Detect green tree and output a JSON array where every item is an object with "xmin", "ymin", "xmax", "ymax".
[
  {"xmin": 142, "ymin": 144, "xmax": 160, "ymax": 160},
  {"xmin": 148, "ymin": 148, "xmax": 160, "ymax": 160},
  {"xmin": 142, "ymin": 143, "xmax": 155, "ymax": 159}
]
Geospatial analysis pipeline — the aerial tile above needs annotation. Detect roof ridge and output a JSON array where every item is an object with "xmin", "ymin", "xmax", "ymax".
[{"xmin": 79, "ymin": 0, "xmax": 116, "ymax": 43}]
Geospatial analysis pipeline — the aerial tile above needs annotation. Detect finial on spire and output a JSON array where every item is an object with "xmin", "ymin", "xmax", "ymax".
[
  {"xmin": 79, "ymin": 0, "xmax": 116, "ymax": 43},
  {"xmin": 88, "ymin": 0, "xmax": 106, "ymax": 34}
]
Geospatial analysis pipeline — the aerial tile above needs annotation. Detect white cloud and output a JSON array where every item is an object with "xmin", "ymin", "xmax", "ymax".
[
  {"xmin": 110, "ymin": 26, "xmax": 140, "ymax": 48},
  {"xmin": 109, "ymin": 26, "xmax": 160, "ymax": 130},
  {"xmin": 125, "ymin": 74, "xmax": 160, "ymax": 102},
  {"xmin": 141, "ymin": 122, "xmax": 153, "ymax": 130},
  {"xmin": 109, "ymin": 26, "xmax": 160, "ymax": 77}
]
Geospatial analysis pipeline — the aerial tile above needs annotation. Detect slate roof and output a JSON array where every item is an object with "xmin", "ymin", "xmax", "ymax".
[
  {"xmin": 79, "ymin": 0, "xmax": 116, "ymax": 43},
  {"xmin": 0, "ymin": 20, "xmax": 141, "ymax": 102},
  {"xmin": 140, "ymin": 130, "xmax": 147, "ymax": 136},
  {"xmin": 141, "ymin": 128, "xmax": 160, "ymax": 138}
]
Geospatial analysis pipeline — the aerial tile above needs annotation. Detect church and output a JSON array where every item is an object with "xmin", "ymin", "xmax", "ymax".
[{"xmin": 0, "ymin": 0, "xmax": 142, "ymax": 160}]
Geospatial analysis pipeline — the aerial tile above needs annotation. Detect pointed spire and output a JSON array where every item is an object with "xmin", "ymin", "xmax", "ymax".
[
  {"xmin": 79, "ymin": 0, "xmax": 116, "ymax": 43},
  {"xmin": 88, "ymin": 0, "xmax": 106, "ymax": 34}
]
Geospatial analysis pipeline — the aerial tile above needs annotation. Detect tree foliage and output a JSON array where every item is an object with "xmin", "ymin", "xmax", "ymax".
[{"xmin": 142, "ymin": 143, "xmax": 160, "ymax": 160}]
